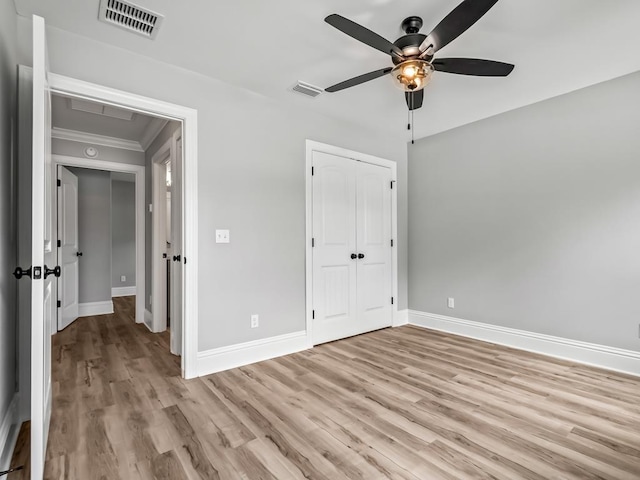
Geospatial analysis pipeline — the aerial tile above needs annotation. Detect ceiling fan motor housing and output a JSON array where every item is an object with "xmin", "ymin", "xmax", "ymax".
[{"xmin": 393, "ymin": 33, "xmax": 429, "ymax": 64}]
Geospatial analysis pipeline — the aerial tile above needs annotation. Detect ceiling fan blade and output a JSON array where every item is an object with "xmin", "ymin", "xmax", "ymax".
[
  {"xmin": 325, "ymin": 67, "xmax": 393, "ymax": 93},
  {"xmin": 325, "ymin": 14, "xmax": 404, "ymax": 58},
  {"xmin": 433, "ymin": 58, "xmax": 514, "ymax": 76},
  {"xmin": 419, "ymin": 0, "xmax": 499, "ymax": 54},
  {"xmin": 405, "ymin": 90, "xmax": 424, "ymax": 111}
]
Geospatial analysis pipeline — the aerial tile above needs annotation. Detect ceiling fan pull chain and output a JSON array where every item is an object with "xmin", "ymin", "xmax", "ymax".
[{"xmin": 411, "ymin": 109, "xmax": 415, "ymax": 145}]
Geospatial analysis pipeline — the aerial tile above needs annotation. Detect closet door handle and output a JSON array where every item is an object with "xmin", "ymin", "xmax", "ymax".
[
  {"xmin": 358, "ymin": 253, "xmax": 365, "ymax": 259},
  {"xmin": 76, "ymin": 251, "xmax": 83, "ymax": 257},
  {"xmin": 350, "ymin": 253, "xmax": 357, "ymax": 260}
]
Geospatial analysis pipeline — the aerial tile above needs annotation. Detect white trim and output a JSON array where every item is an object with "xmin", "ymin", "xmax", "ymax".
[
  {"xmin": 51, "ymin": 126, "xmax": 144, "ymax": 152},
  {"xmin": 78, "ymin": 301, "xmax": 114, "ymax": 317},
  {"xmin": 409, "ymin": 310, "xmax": 640, "ymax": 377},
  {"xmin": 394, "ymin": 309, "xmax": 409, "ymax": 327},
  {"xmin": 112, "ymin": 286, "xmax": 137, "ymax": 297},
  {"xmin": 197, "ymin": 331, "xmax": 311, "ymax": 377},
  {"xmin": 140, "ymin": 117, "xmax": 169, "ymax": 150},
  {"xmin": 305, "ymin": 140, "xmax": 398, "ymax": 345},
  {"xmin": 52, "ymin": 154, "xmax": 145, "ymax": 328},
  {"xmin": 48, "ymin": 73, "xmax": 199, "ymax": 379},
  {"xmin": 0, "ymin": 395, "xmax": 19, "ymax": 471}
]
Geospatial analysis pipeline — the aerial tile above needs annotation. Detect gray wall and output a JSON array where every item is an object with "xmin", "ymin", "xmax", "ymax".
[
  {"xmin": 0, "ymin": 0, "xmax": 18, "ymax": 445},
  {"xmin": 69, "ymin": 168, "xmax": 112, "ymax": 304},
  {"xmin": 52, "ymin": 138, "xmax": 145, "ymax": 166},
  {"xmin": 408, "ymin": 70, "xmax": 640, "ymax": 352},
  {"xmin": 111, "ymin": 178, "xmax": 136, "ymax": 288},
  {"xmin": 23, "ymin": 23, "xmax": 409, "ymax": 351},
  {"xmin": 145, "ymin": 121, "xmax": 180, "ymax": 312}
]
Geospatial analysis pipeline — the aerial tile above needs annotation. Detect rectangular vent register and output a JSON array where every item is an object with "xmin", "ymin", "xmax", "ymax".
[{"xmin": 99, "ymin": 0, "xmax": 164, "ymax": 39}]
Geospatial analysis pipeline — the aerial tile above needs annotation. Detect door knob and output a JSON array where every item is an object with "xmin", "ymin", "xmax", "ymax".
[
  {"xmin": 13, "ymin": 266, "xmax": 32, "ymax": 279},
  {"xmin": 173, "ymin": 255, "xmax": 181, "ymax": 262},
  {"xmin": 358, "ymin": 253, "xmax": 365, "ymax": 259},
  {"xmin": 76, "ymin": 251, "xmax": 83, "ymax": 257},
  {"xmin": 44, "ymin": 265, "xmax": 61, "ymax": 278},
  {"xmin": 350, "ymin": 253, "xmax": 357, "ymax": 260}
]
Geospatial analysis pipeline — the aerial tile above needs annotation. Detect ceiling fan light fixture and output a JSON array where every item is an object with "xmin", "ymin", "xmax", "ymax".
[{"xmin": 391, "ymin": 59, "xmax": 433, "ymax": 92}]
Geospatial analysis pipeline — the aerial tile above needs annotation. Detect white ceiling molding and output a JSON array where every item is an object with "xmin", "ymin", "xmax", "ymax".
[
  {"xmin": 139, "ymin": 117, "xmax": 169, "ymax": 151},
  {"xmin": 51, "ymin": 127, "xmax": 144, "ymax": 152}
]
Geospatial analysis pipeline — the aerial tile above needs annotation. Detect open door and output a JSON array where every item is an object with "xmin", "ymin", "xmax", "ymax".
[
  {"xmin": 170, "ymin": 132, "xmax": 183, "ymax": 356},
  {"xmin": 57, "ymin": 166, "xmax": 79, "ymax": 330},
  {"xmin": 31, "ymin": 14, "xmax": 55, "ymax": 480}
]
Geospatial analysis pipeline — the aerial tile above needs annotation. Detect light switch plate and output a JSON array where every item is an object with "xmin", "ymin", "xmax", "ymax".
[{"xmin": 216, "ymin": 229, "xmax": 230, "ymax": 243}]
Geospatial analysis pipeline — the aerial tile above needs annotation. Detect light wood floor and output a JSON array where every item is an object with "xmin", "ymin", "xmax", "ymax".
[{"xmin": 10, "ymin": 296, "xmax": 640, "ymax": 479}]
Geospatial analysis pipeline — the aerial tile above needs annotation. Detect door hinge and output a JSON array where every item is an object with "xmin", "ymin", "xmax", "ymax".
[
  {"xmin": 312, "ymin": 310, "xmax": 315, "ymax": 319},
  {"xmin": 391, "ymin": 297, "xmax": 394, "ymax": 305},
  {"xmin": 390, "ymin": 181, "xmax": 394, "ymax": 189},
  {"xmin": 183, "ymin": 257, "xmax": 187, "ymax": 264},
  {"xmin": 57, "ymin": 300, "xmax": 61, "ymax": 308},
  {"xmin": 391, "ymin": 239, "xmax": 394, "ymax": 247},
  {"xmin": 312, "ymin": 238, "xmax": 315, "ymax": 247},
  {"xmin": 57, "ymin": 179, "xmax": 61, "ymax": 187},
  {"xmin": 311, "ymin": 166, "xmax": 314, "ymax": 176},
  {"xmin": 57, "ymin": 239, "xmax": 61, "ymax": 248}
]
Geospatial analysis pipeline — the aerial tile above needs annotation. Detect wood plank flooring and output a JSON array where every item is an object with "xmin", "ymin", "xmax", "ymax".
[{"xmin": 10, "ymin": 296, "xmax": 640, "ymax": 479}]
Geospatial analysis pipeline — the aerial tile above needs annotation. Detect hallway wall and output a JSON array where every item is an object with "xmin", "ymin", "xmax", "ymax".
[{"xmin": 0, "ymin": 0, "xmax": 20, "ymax": 465}]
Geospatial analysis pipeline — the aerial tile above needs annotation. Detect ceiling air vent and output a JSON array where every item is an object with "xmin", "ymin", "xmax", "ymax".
[
  {"xmin": 99, "ymin": 0, "xmax": 164, "ymax": 39},
  {"xmin": 291, "ymin": 81, "xmax": 323, "ymax": 98}
]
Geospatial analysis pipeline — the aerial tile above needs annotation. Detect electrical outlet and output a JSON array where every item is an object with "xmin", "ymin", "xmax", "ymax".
[
  {"xmin": 216, "ymin": 229, "xmax": 230, "ymax": 243},
  {"xmin": 447, "ymin": 298, "xmax": 455, "ymax": 309},
  {"xmin": 251, "ymin": 314, "xmax": 259, "ymax": 328},
  {"xmin": 121, "ymin": 275, "xmax": 126, "ymax": 282}
]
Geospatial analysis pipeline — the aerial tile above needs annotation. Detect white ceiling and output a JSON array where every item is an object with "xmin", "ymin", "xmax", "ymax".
[
  {"xmin": 52, "ymin": 94, "xmax": 155, "ymax": 142},
  {"xmin": 16, "ymin": 0, "xmax": 640, "ymax": 140}
]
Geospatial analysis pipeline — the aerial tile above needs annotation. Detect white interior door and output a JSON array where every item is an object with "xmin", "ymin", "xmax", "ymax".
[
  {"xmin": 57, "ymin": 166, "xmax": 79, "ymax": 330},
  {"xmin": 171, "ymin": 134, "xmax": 183, "ymax": 356},
  {"xmin": 356, "ymin": 161, "xmax": 393, "ymax": 331},
  {"xmin": 31, "ymin": 14, "xmax": 54, "ymax": 480},
  {"xmin": 312, "ymin": 151, "xmax": 358, "ymax": 344}
]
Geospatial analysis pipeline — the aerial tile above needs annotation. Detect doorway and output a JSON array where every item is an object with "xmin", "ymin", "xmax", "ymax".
[{"xmin": 47, "ymin": 89, "xmax": 191, "ymax": 375}]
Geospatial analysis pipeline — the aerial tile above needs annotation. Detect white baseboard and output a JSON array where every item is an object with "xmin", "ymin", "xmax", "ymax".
[
  {"xmin": 112, "ymin": 286, "xmax": 136, "ymax": 297},
  {"xmin": 409, "ymin": 310, "xmax": 640, "ymax": 377},
  {"xmin": 394, "ymin": 309, "xmax": 409, "ymax": 327},
  {"xmin": 197, "ymin": 331, "xmax": 311, "ymax": 377},
  {"xmin": 144, "ymin": 309, "xmax": 153, "ymax": 329},
  {"xmin": 78, "ymin": 301, "xmax": 114, "ymax": 317},
  {"xmin": 0, "ymin": 395, "xmax": 19, "ymax": 471}
]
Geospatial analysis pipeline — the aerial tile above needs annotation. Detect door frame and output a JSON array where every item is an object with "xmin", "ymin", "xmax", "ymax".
[
  {"xmin": 48, "ymin": 73, "xmax": 199, "ymax": 379},
  {"xmin": 52, "ymin": 155, "xmax": 145, "ymax": 326},
  {"xmin": 305, "ymin": 140, "xmax": 399, "ymax": 344}
]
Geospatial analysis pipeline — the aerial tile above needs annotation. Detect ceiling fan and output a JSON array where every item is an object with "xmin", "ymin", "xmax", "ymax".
[{"xmin": 324, "ymin": 0, "xmax": 514, "ymax": 112}]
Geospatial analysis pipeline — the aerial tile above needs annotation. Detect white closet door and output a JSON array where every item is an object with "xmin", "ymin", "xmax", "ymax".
[
  {"xmin": 356, "ymin": 161, "xmax": 393, "ymax": 331},
  {"xmin": 312, "ymin": 151, "xmax": 358, "ymax": 344}
]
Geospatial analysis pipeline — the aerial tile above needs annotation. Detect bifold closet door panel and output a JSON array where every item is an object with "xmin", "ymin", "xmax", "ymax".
[
  {"xmin": 356, "ymin": 161, "xmax": 393, "ymax": 332},
  {"xmin": 312, "ymin": 151, "xmax": 358, "ymax": 344}
]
